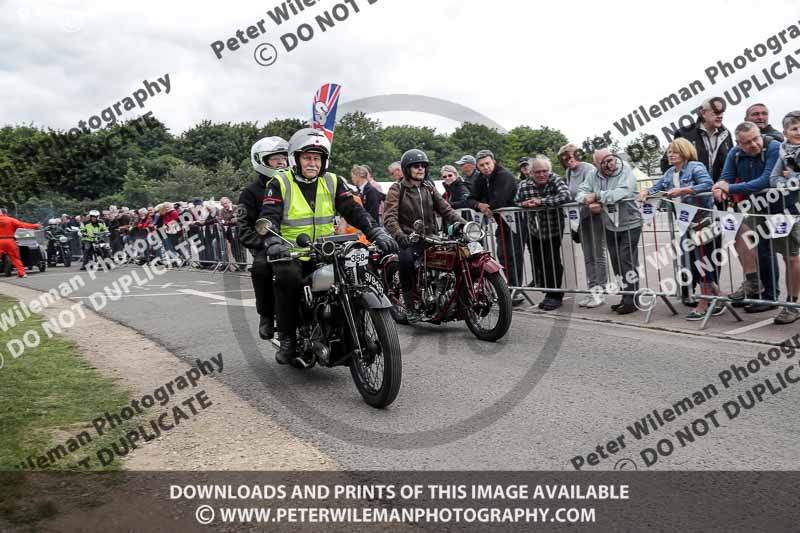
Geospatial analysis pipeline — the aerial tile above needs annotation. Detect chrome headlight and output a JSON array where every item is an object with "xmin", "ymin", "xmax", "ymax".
[
  {"xmin": 58, "ymin": 236, "xmax": 68, "ymax": 243},
  {"xmin": 463, "ymin": 221, "xmax": 484, "ymax": 243}
]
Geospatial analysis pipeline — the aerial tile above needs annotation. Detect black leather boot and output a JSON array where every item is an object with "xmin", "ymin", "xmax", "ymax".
[
  {"xmin": 275, "ymin": 332, "xmax": 297, "ymax": 365},
  {"xmin": 259, "ymin": 315, "xmax": 274, "ymax": 340}
]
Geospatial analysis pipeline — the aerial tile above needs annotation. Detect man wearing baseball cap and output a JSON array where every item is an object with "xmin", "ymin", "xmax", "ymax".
[
  {"xmin": 467, "ymin": 149, "xmax": 526, "ymax": 305},
  {"xmin": 456, "ymin": 155, "xmax": 480, "ymax": 192},
  {"xmin": 517, "ymin": 157, "xmax": 531, "ymax": 181}
]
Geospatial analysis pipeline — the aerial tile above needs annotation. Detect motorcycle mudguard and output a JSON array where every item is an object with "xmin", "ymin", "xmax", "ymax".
[
  {"xmin": 472, "ymin": 254, "xmax": 502, "ymax": 274},
  {"xmin": 359, "ymin": 287, "xmax": 393, "ymax": 309}
]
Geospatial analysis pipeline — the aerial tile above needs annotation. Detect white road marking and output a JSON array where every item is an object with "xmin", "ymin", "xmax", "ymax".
[
  {"xmin": 70, "ymin": 289, "xmax": 253, "ymax": 299},
  {"xmin": 210, "ymin": 299, "xmax": 256, "ymax": 307},
  {"xmin": 179, "ymin": 289, "xmax": 254, "ymax": 307},
  {"xmin": 724, "ymin": 317, "xmax": 776, "ymax": 335},
  {"xmin": 194, "ymin": 280, "xmax": 216, "ymax": 285}
]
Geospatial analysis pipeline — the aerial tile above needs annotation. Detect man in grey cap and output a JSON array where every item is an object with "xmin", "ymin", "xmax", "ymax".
[
  {"xmin": 467, "ymin": 149, "xmax": 526, "ymax": 305},
  {"xmin": 517, "ymin": 157, "xmax": 531, "ymax": 181},
  {"xmin": 456, "ymin": 155, "xmax": 480, "ymax": 192}
]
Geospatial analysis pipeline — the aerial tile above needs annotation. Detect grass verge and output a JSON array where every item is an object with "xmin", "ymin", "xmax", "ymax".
[{"xmin": 0, "ymin": 294, "xmax": 138, "ymax": 526}]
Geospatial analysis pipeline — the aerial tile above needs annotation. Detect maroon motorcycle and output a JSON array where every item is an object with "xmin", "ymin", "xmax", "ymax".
[{"xmin": 377, "ymin": 220, "xmax": 512, "ymax": 342}]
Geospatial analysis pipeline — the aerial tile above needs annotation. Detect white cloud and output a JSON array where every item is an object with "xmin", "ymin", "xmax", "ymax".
[{"xmin": 2, "ymin": 0, "xmax": 799, "ymax": 150}]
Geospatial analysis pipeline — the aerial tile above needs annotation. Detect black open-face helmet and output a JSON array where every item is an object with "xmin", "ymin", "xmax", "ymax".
[{"xmin": 400, "ymin": 149, "xmax": 429, "ymax": 180}]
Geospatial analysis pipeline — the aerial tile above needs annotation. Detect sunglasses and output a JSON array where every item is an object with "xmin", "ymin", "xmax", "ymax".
[
  {"xmin": 441, "ymin": 173, "xmax": 455, "ymax": 178},
  {"xmin": 410, "ymin": 163, "xmax": 427, "ymax": 169}
]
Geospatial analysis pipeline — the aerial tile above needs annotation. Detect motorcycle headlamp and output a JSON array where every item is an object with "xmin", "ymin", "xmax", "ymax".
[{"xmin": 463, "ymin": 221, "xmax": 484, "ymax": 243}]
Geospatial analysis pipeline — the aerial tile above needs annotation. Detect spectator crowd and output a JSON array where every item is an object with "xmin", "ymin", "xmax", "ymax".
[{"xmin": 37, "ymin": 99, "xmax": 800, "ymax": 326}]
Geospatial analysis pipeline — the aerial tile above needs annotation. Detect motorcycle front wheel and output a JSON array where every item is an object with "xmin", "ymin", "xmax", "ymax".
[
  {"xmin": 349, "ymin": 307, "xmax": 402, "ymax": 409},
  {"xmin": 63, "ymin": 251, "xmax": 72, "ymax": 267},
  {"xmin": 463, "ymin": 271, "xmax": 512, "ymax": 342}
]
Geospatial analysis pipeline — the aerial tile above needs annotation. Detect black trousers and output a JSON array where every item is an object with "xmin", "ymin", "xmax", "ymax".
[
  {"xmin": 495, "ymin": 221, "xmax": 524, "ymax": 287},
  {"xmin": 272, "ymin": 259, "xmax": 315, "ymax": 333},
  {"xmin": 250, "ymin": 252, "xmax": 275, "ymax": 322},
  {"xmin": 529, "ymin": 235, "xmax": 564, "ymax": 301},
  {"xmin": 398, "ymin": 242, "xmax": 424, "ymax": 292},
  {"xmin": 81, "ymin": 243, "xmax": 96, "ymax": 267}
]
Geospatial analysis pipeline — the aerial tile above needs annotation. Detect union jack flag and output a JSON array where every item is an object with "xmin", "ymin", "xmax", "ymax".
[{"xmin": 311, "ymin": 83, "xmax": 342, "ymax": 144}]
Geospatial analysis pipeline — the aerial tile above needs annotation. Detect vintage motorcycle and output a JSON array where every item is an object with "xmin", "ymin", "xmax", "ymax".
[
  {"xmin": 255, "ymin": 219, "xmax": 402, "ymax": 409},
  {"xmin": 46, "ymin": 226, "xmax": 73, "ymax": 267},
  {"xmin": 378, "ymin": 220, "xmax": 512, "ymax": 342},
  {"xmin": 89, "ymin": 231, "xmax": 112, "ymax": 260}
]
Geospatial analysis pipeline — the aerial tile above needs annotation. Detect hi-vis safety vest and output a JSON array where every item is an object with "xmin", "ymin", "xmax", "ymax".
[{"xmin": 272, "ymin": 170, "xmax": 338, "ymax": 253}]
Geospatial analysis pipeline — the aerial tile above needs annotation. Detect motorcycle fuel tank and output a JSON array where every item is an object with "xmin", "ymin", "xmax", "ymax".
[{"xmin": 311, "ymin": 264, "xmax": 335, "ymax": 292}]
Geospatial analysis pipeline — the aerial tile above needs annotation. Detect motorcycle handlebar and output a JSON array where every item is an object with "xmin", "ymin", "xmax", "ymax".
[{"xmin": 410, "ymin": 232, "xmax": 459, "ymax": 246}]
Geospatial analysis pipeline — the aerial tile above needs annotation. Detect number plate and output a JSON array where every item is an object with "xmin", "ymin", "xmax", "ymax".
[
  {"xmin": 467, "ymin": 241, "xmax": 484, "ymax": 255},
  {"xmin": 362, "ymin": 270, "xmax": 384, "ymax": 294}
]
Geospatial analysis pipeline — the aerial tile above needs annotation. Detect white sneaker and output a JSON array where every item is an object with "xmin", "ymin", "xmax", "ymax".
[
  {"xmin": 577, "ymin": 295, "xmax": 593, "ymax": 307},
  {"xmin": 584, "ymin": 295, "xmax": 605, "ymax": 308}
]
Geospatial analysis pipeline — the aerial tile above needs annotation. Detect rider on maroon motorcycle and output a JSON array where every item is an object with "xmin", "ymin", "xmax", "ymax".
[{"xmin": 382, "ymin": 149, "xmax": 466, "ymax": 321}]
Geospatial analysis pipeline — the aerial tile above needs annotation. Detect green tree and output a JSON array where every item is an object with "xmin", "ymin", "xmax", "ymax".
[
  {"xmin": 175, "ymin": 121, "xmax": 260, "ymax": 170},
  {"xmin": 625, "ymin": 133, "xmax": 663, "ymax": 176},
  {"xmin": 328, "ymin": 112, "xmax": 398, "ymax": 178},
  {"xmin": 450, "ymin": 122, "xmax": 507, "ymax": 164}
]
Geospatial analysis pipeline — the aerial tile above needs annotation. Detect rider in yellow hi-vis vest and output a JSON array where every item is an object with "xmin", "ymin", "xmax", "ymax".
[{"xmin": 257, "ymin": 128, "xmax": 399, "ymax": 366}]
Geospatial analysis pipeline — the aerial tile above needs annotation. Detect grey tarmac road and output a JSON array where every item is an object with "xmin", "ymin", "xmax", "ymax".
[{"xmin": 3, "ymin": 264, "xmax": 800, "ymax": 471}]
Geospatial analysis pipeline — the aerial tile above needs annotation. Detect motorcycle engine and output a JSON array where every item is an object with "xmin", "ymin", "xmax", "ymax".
[{"xmin": 434, "ymin": 273, "xmax": 456, "ymax": 318}]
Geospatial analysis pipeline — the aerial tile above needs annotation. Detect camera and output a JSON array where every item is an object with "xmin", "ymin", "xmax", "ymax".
[{"xmin": 785, "ymin": 156, "xmax": 800, "ymax": 173}]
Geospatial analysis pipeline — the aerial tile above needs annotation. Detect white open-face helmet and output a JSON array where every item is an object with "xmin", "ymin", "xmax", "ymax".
[
  {"xmin": 48, "ymin": 218, "xmax": 60, "ymax": 225},
  {"xmin": 251, "ymin": 136, "xmax": 289, "ymax": 176},
  {"xmin": 88, "ymin": 210, "xmax": 100, "ymax": 218},
  {"xmin": 288, "ymin": 128, "xmax": 331, "ymax": 181}
]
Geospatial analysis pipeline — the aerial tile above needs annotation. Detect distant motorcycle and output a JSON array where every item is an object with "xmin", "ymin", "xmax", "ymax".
[
  {"xmin": 255, "ymin": 219, "xmax": 402, "ymax": 408},
  {"xmin": 46, "ymin": 229, "xmax": 72, "ymax": 267},
  {"xmin": 378, "ymin": 220, "xmax": 512, "ymax": 342},
  {"xmin": 89, "ymin": 231, "xmax": 112, "ymax": 260}
]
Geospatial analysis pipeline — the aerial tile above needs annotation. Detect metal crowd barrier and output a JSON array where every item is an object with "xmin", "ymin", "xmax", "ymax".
[
  {"xmin": 462, "ymin": 187, "xmax": 799, "ymax": 329},
  {"xmin": 473, "ymin": 202, "xmax": 680, "ymax": 324}
]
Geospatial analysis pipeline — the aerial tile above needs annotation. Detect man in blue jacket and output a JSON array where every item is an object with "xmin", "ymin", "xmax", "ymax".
[{"xmin": 712, "ymin": 121, "xmax": 781, "ymax": 313}]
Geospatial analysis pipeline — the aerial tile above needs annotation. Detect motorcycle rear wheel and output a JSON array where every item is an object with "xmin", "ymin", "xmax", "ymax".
[
  {"xmin": 463, "ymin": 271, "xmax": 512, "ymax": 342},
  {"xmin": 349, "ymin": 307, "xmax": 402, "ymax": 408}
]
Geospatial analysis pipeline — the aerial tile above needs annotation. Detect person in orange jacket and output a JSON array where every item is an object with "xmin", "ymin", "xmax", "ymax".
[{"xmin": 0, "ymin": 208, "xmax": 41, "ymax": 277}]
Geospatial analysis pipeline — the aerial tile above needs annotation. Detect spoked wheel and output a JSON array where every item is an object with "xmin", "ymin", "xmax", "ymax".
[
  {"xmin": 462, "ymin": 271, "xmax": 512, "ymax": 342},
  {"xmin": 383, "ymin": 261, "xmax": 409, "ymax": 325},
  {"xmin": 349, "ymin": 307, "xmax": 402, "ymax": 408}
]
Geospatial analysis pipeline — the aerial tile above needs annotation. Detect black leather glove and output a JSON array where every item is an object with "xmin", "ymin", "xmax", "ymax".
[
  {"xmin": 366, "ymin": 226, "xmax": 399, "ymax": 254},
  {"xmin": 395, "ymin": 233, "xmax": 411, "ymax": 249},
  {"xmin": 265, "ymin": 237, "xmax": 290, "ymax": 260}
]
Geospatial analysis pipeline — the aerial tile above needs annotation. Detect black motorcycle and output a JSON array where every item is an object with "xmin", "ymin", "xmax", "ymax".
[
  {"xmin": 90, "ymin": 231, "xmax": 112, "ymax": 260},
  {"xmin": 46, "ymin": 229, "xmax": 72, "ymax": 267},
  {"xmin": 256, "ymin": 220, "xmax": 402, "ymax": 408}
]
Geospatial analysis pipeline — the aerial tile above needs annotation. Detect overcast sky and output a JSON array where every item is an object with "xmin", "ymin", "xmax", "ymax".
[{"xmin": 3, "ymin": 0, "xmax": 799, "ymax": 151}]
